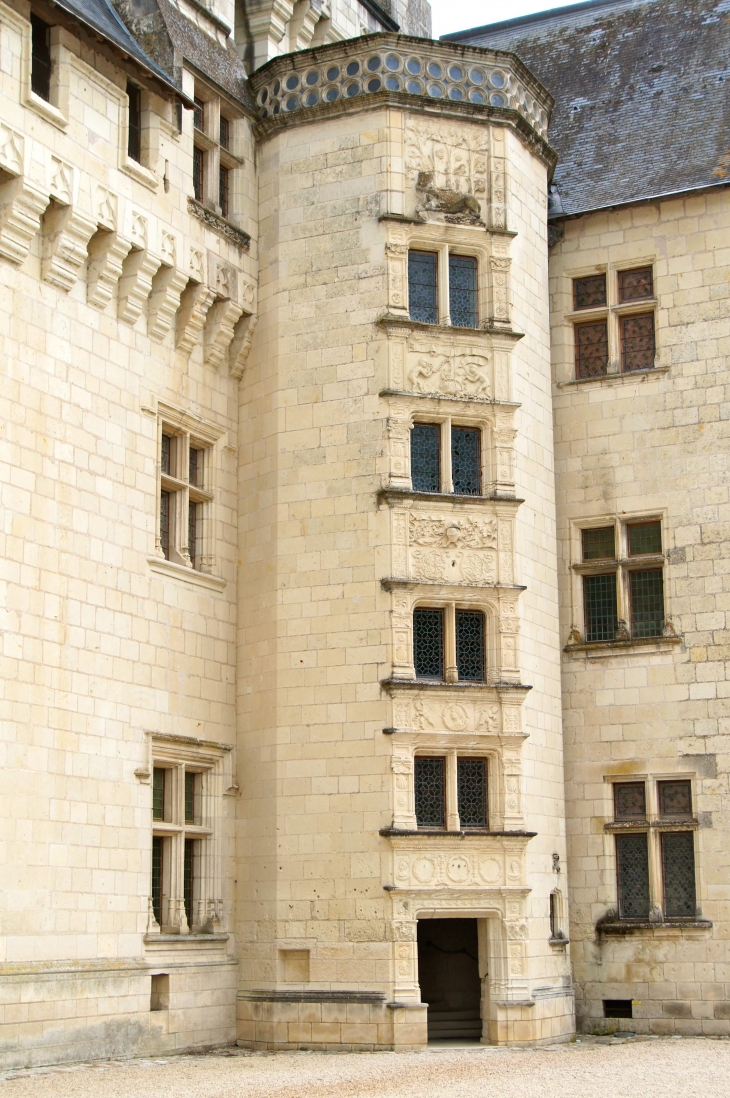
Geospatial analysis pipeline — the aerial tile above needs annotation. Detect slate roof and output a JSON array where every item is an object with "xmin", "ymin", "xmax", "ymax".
[
  {"xmin": 51, "ymin": 0, "xmax": 187, "ymax": 100},
  {"xmin": 442, "ymin": 0, "xmax": 730, "ymax": 218}
]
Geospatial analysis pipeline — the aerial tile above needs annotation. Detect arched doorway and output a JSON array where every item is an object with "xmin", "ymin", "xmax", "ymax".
[{"xmin": 417, "ymin": 918, "xmax": 482, "ymax": 1041}]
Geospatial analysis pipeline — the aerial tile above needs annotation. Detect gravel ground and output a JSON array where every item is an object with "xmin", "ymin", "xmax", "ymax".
[{"xmin": 2, "ymin": 1037, "xmax": 730, "ymax": 1098}]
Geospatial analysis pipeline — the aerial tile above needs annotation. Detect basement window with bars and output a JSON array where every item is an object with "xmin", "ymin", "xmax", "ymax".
[
  {"xmin": 408, "ymin": 249, "xmax": 479, "ymax": 327},
  {"xmin": 157, "ymin": 417, "xmax": 215, "ymax": 573},
  {"xmin": 413, "ymin": 607, "xmax": 486, "ymax": 683},
  {"xmin": 410, "ymin": 421, "xmax": 482, "ymax": 495},
  {"xmin": 414, "ymin": 755, "xmax": 489, "ymax": 830},
  {"xmin": 570, "ymin": 265, "xmax": 656, "ymax": 380},
  {"xmin": 576, "ymin": 519, "xmax": 667, "ymax": 645}
]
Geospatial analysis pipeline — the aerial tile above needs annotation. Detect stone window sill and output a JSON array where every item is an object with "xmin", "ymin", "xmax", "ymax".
[
  {"xmin": 378, "ymin": 487, "xmax": 522, "ymax": 507},
  {"xmin": 27, "ymin": 90, "xmax": 68, "ymax": 131},
  {"xmin": 549, "ymin": 936, "xmax": 569, "ymax": 948},
  {"xmin": 597, "ymin": 919, "xmax": 712, "ymax": 935},
  {"xmin": 604, "ymin": 819, "xmax": 698, "ymax": 832},
  {"xmin": 557, "ymin": 365, "xmax": 669, "ymax": 389},
  {"xmin": 144, "ymin": 932, "xmax": 229, "ymax": 944},
  {"xmin": 379, "ymin": 828, "xmax": 536, "ymax": 838},
  {"xmin": 564, "ymin": 635, "xmax": 681, "ymax": 658},
  {"xmin": 377, "ymin": 314, "xmax": 524, "ymax": 340},
  {"xmin": 380, "ymin": 677, "xmax": 532, "ymax": 694},
  {"xmin": 147, "ymin": 556, "xmax": 226, "ymax": 590},
  {"xmin": 121, "ymin": 155, "xmax": 158, "ymax": 191},
  {"xmin": 380, "ymin": 387, "xmax": 520, "ymax": 408}
]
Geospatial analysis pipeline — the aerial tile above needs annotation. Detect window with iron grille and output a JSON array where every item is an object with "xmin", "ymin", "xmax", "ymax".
[
  {"xmin": 411, "ymin": 423, "xmax": 440, "ymax": 492},
  {"xmin": 451, "ymin": 427, "xmax": 481, "ymax": 495},
  {"xmin": 583, "ymin": 573, "xmax": 618, "ymax": 643},
  {"xmin": 127, "ymin": 83, "xmax": 142, "ymax": 163},
  {"xmin": 457, "ymin": 758, "xmax": 487, "ymax": 828},
  {"xmin": 575, "ymin": 321, "xmax": 609, "ymax": 379},
  {"xmin": 573, "ymin": 274, "xmax": 606, "ymax": 310},
  {"xmin": 456, "ymin": 610, "xmax": 485, "ymax": 681},
  {"xmin": 662, "ymin": 831, "xmax": 696, "ymax": 918},
  {"xmin": 621, "ymin": 314, "xmax": 655, "ymax": 372},
  {"xmin": 408, "ymin": 251, "xmax": 438, "ymax": 324},
  {"xmin": 414, "ymin": 757, "xmax": 445, "ymax": 828},
  {"xmin": 614, "ymin": 782, "xmax": 646, "ymax": 820},
  {"xmin": 158, "ymin": 419, "xmax": 214, "ymax": 573},
  {"xmin": 658, "ymin": 780, "xmax": 692, "ymax": 818},
  {"xmin": 629, "ymin": 569, "xmax": 664, "ymax": 638},
  {"xmin": 193, "ymin": 147, "xmax": 204, "ymax": 202},
  {"xmin": 449, "ymin": 255, "xmax": 478, "ymax": 328},
  {"xmin": 616, "ymin": 832, "xmax": 650, "ymax": 919},
  {"xmin": 619, "ymin": 267, "xmax": 653, "ymax": 303},
  {"xmin": 413, "ymin": 608, "xmax": 444, "ymax": 680},
  {"xmin": 30, "ymin": 14, "xmax": 52, "ymax": 101}
]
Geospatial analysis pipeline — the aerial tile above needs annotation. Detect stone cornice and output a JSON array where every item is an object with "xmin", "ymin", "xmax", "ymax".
[{"xmin": 377, "ymin": 315, "xmax": 525, "ymax": 343}]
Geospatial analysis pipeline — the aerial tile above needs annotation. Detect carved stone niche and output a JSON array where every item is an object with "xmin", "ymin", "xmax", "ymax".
[{"xmin": 404, "ymin": 120, "xmax": 488, "ymax": 224}]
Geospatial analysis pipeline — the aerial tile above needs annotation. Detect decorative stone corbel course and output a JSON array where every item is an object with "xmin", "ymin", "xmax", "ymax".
[
  {"xmin": 205, "ymin": 298, "xmax": 244, "ymax": 369},
  {"xmin": 230, "ymin": 311, "xmax": 258, "ymax": 380},
  {"xmin": 118, "ymin": 247, "xmax": 162, "ymax": 325},
  {"xmin": 176, "ymin": 281, "xmax": 216, "ymax": 356},
  {"xmin": 0, "ymin": 175, "xmax": 49, "ymax": 264},
  {"xmin": 148, "ymin": 264, "xmax": 189, "ymax": 342},
  {"xmin": 41, "ymin": 201, "xmax": 97, "ymax": 291},
  {"xmin": 87, "ymin": 230, "xmax": 133, "ymax": 309}
]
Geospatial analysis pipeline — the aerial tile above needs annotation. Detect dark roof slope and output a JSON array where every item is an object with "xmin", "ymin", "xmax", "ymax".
[
  {"xmin": 52, "ymin": 0, "xmax": 185, "ymax": 99},
  {"xmin": 443, "ymin": 0, "xmax": 730, "ymax": 217}
]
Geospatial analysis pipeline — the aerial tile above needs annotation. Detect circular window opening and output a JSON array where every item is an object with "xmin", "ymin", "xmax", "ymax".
[
  {"xmin": 326, "ymin": 66, "xmax": 339, "ymax": 82},
  {"xmin": 285, "ymin": 75, "xmax": 299, "ymax": 90},
  {"xmin": 285, "ymin": 96, "xmax": 299, "ymax": 111},
  {"xmin": 325, "ymin": 86, "xmax": 339, "ymax": 102},
  {"xmin": 305, "ymin": 71, "xmax": 319, "ymax": 86},
  {"xmin": 305, "ymin": 91, "xmax": 318, "ymax": 106},
  {"xmin": 449, "ymin": 86, "xmax": 464, "ymax": 100},
  {"xmin": 428, "ymin": 84, "xmax": 443, "ymax": 97},
  {"xmin": 469, "ymin": 69, "xmax": 484, "ymax": 85},
  {"xmin": 469, "ymin": 89, "xmax": 484, "ymax": 104},
  {"xmin": 346, "ymin": 61, "xmax": 360, "ymax": 76},
  {"xmin": 367, "ymin": 77, "xmax": 382, "ymax": 92},
  {"xmin": 407, "ymin": 79, "xmax": 422, "ymax": 94},
  {"xmin": 490, "ymin": 71, "xmax": 505, "ymax": 88},
  {"xmin": 448, "ymin": 65, "xmax": 463, "ymax": 81},
  {"xmin": 490, "ymin": 92, "xmax": 505, "ymax": 107},
  {"xmin": 406, "ymin": 58, "xmax": 421, "ymax": 74},
  {"xmin": 385, "ymin": 76, "xmax": 400, "ymax": 91},
  {"xmin": 260, "ymin": 88, "xmax": 268, "ymax": 104},
  {"xmin": 273, "ymin": 80, "xmax": 280, "ymax": 95},
  {"xmin": 427, "ymin": 61, "xmax": 442, "ymax": 78},
  {"xmin": 367, "ymin": 55, "xmax": 381, "ymax": 71},
  {"xmin": 273, "ymin": 103, "xmax": 280, "ymax": 115},
  {"xmin": 346, "ymin": 82, "xmax": 360, "ymax": 97},
  {"xmin": 385, "ymin": 54, "xmax": 400, "ymax": 71}
]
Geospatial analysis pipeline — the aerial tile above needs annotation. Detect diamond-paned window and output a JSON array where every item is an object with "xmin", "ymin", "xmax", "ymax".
[
  {"xmin": 575, "ymin": 320, "xmax": 609, "ymax": 379},
  {"xmin": 583, "ymin": 573, "xmax": 618, "ymax": 642},
  {"xmin": 616, "ymin": 832, "xmax": 650, "ymax": 919},
  {"xmin": 415, "ymin": 757, "xmax": 445, "ymax": 828},
  {"xmin": 619, "ymin": 267, "xmax": 653, "ymax": 303},
  {"xmin": 413, "ymin": 608, "xmax": 444, "ymax": 679},
  {"xmin": 662, "ymin": 832, "xmax": 696, "ymax": 918},
  {"xmin": 629, "ymin": 569, "xmax": 664, "ymax": 638},
  {"xmin": 449, "ymin": 255, "xmax": 478, "ymax": 328},
  {"xmin": 582, "ymin": 526, "xmax": 615, "ymax": 561},
  {"xmin": 456, "ymin": 610, "xmax": 485, "ymax": 681},
  {"xmin": 573, "ymin": 274, "xmax": 606, "ymax": 310},
  {"xmin": 451, "ymin": 427, "xmax": 481, "ymax": 495},
  {"xmin": 457, "ymin": 758, "xmax": 487, "ymax": 828},
  {"xmin": 411, "ymin": 423, "xmax": 440, "ymax": 492},
  {"xmin": 614, "ymin": 782, "xmax": 646, "ymax": 820},
  {"xmin": 621, "ymin": 314, "xmax": 655, "ymax": 372},
  {"xmin": 408, "ymin": 251, "xmax": 438, "ymax": 324},
  {"xmin": 659, "ymin": 780, "xmax": 692, "ymax": 818},
  {"xmin": 628, "ymin": 521, "xmax": 661, "ymax": 556}
]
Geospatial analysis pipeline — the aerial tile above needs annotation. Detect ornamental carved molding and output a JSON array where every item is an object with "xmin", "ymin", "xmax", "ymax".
[
  {"xmin": 391, "ymin": 696, "xmax": 526, "ymax": 737},
  {"xmin": 407, "ymin": 351, "xmax": 491, "ymax": 399},
  {"xmin": 390, "ymin": 842, "xmax": 527, "ymax": 891}
]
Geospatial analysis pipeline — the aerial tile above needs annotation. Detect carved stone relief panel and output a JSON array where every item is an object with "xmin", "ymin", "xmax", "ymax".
[
  {"xmin": 404, "ymin": 121, "xmax": 488, "ymax": 224},
  {"xmin": 406, "ymin": 334, "xmax": 492, "ymax": 400},
  {"xmin": 405, "ymin": 512, "xmax": 499, "ymax": 587},
  {"xmin": 385, "ymin": 236, "xmax": 409, "ymax": 315},
  {"xmin": 488, "ymin": 127, "xmax": 508, "ymax": 232},
  {"xmin": 388, "ymin": 693, "xmax": 529, "ymax": 738},
  {"xmin": 393, "ymin": 847, "xmax": 508, "ymax": 890}
]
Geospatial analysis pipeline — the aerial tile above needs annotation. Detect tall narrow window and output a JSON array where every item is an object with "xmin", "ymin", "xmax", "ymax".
[
  {"xmin": 193, "ymin": 96, "xmax": 205, "ymax": 130},
  {"xmin": 449, "ymin": 255, "xmax": 478, "ymax": 328},
  {"xmin": 630, "ymin": 569, "xmax": 664, "ymax": 637},
  {"xmin": 183, "ymin": 839, "xmax": 196, "ymax": 927},
  {"xmin": 219, "ymin": 166, "xmax": 229, "ymax": 218},
  {"xmin": 583, "ymin": 573, "xmax": 618, "ymax": 643},
  {"xmin": 188, "ymin": 503, "xmax": 198, "ymax": 569},
  {"xmin": 152, "ymin": 767, "xmax": 166, "ymax": 821},
  {"xmin": 575, "ymin": 320, "xmax": 608, "ymax": 379},
  {"xmin": 160, "ymin": 492, "xmax": 170, "ymax": 560},
  {"xmin": 127, "ymin": 83, "xmax": 142, "ymax": 163},
  {"xmin": 413, "ymin": 608, "xmax": 444, "ymax": 680},
  {"xmin": 616, "ymin": 832, "xmax": 650, "ymax": 919},
  {"xmin": 193, "ymin": 147, "xmax": 204, "ymax": 202},
  {"xmin": 662, "ymin": 832, "xmax": 696, "ymax": 918},
  {"xmin": 411, "ymin": 423, "xmax": 440, "ymax": 493},
  {"xmin": 184, "ymin": 771, "xmax": 196, "ymax": 824},
  {"xmin": 30, "ymin": 14, "xmax": 52, "ymax": 102},
  {"xmin": 456, "ymin": 610, "xmax": 485, "ymax": 681},
  {"xmin": 620, "ymin": 314, "xmax": 655, "ymax": 372},
  {"xmin": 161, "ymin": 434, "xmax": 172, "ymax": 475},
  {"xmin": 451, "ymin": 427, "xmax": 480, "ymax": 495},
  {"xmin": 151, "ymin": 836, "xmax": 164, "ymax": 924},
  {"xmin": 189, "ymin": 447, "xmax": 202, "ymax": 486},
  {"xmin": 408, "ymin": 251, "xmax": 438, "ymax": 324},
  {"xmin": 219, "ymin": 116, "xmax": 230, "ymax": 149},
  {"xmin": 457, "ymin": 758, "xmax": 487, "ymax": 828},
  {"xmin": 414, "ymin": 757, "xmax": 445, "ymax": 828}
]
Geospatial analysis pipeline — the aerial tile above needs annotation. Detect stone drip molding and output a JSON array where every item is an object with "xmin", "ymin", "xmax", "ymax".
[{"xmin": 249, "ymin": 33, "xmax": 555, "ymax": 164}]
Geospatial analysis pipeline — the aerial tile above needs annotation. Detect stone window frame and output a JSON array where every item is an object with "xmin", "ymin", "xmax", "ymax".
[
  {"xmin": 409, "ymin": 411, "xmax": 488, "ymax": 496},
  {"xmin": 567, "ymin": 511, "xmax": 676, "ymax": 649},
  {"xmin": 412, "ymin": 600, "xmax": 491, "ymax": 684},
  {"xmin": 407, "ymin": 242, "xmax": 486, "ymax": 329},
  {"xmin": 413, "ymin": 749, "xmax": 491, "ymax": 832},
  {"xmin": 563, "ymin": 259, "xmax": 659, "ymax": 382},
  {"xmin": 149, "ymin": 402, "xmax": 226, "ymax": 587},
  {"xmin": 189, "ymin": 77, "xmax": 244, "ymax": 222},
  {"xmin": 145, "ymin": 732, "xmax": 232, "ymax": 939},
  {"xmin": 604, "ymin": 775, "xmax": 700, "ymax": 924}
]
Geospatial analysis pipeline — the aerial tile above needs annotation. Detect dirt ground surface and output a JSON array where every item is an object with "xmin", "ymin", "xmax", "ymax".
[{"xmin": 2, "ymin": 1036, "xmax": 730, "ymax": 1098}]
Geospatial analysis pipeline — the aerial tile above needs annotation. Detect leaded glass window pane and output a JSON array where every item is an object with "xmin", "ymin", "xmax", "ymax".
[
  {"xmin": 127, "ymin": 82, "xmax": 142, "ymax": 163},
  {"xmin": 193, "ymin": 96, "xmax": 205, "ymax": 130},
  {"xmin": 185, "ymin": 771, "xmax": 196, "ymax": 823},
  {"xmin": 451, "ymin": 427, "xmax": 481, "ymax": 495},
  {"xmin": 619, "ymin": 267, "xmax": 653, "ymax": 303},
  {"xmin": 153, "ymin": 767, "xmax": 166, "ymax": 820},
  {"xmin": 582, "ymin": 526, "xmax": 615, "ymax": 561},
  {"xmin": 662, "ymin": 832, "xmax": 696, "ymax": 918},
  {"xmin": 614, "ymin": 782, "xmax": 646, "ymax": 820},
  {"xmin": 583, "ymin": 573, "xmax": 618, "ymax": 642},
  {"xmin": 457, "ymin": 759, "xmax": 487, "ymax": 828},
  {"xmin": 188, "ymin": 502, "xmax": 198, "ymax": 569},
  {"xmin": 415, "ymin": 757, "xmax": 445, "ymax": 828},
  {"xmin": 189, "ymin": 447, "xmax": 202, "ymax": 486},
  {"xmin": 628, "ymin": 521, "xmax": 661, "ymax": 556},
  {"xmin": 413, "ymin": 608, "xmax": 444, "ymax": 679},
  {"xmin": 575, "ymin": 320, "xmax": 608, "ymax": 378},
  {"xmin": 456, "ymin": 610, "xmax": 485, "ymax": 681},
  {"xmin": 184, "ymin": 839, "xmax": 196, "ymax": 927},
  {"xmin": 630, "ymin": 569, "xmax": 664, "ymax": 638},
  {"xmin": 449, "ymin": 255, "xmax": 478, "ymax": 328},
  {"xmin": 616, "ymin": 832, "xmax": 650, "ymax": 919},
  {"xmin": 161, "ymin": 434, "xmax": 172, "ymax": 475},
  {"xmin": 219, "ymin": 165, "xmax": 229, "ymax": 219},
  {"xmin": 408, "ymin": 251, "xmax": 438, "ymax": 324},
  {"xmin": 193, "ymin": 147, "xmax": 204, "ymax": 202},
  {"xmin": 621, "ymin": 314, "xmax": 655, "ymax": 372},
  {"xmin": 151, "ymin": 836, "xmax": 163, "ymax": 925},
  {"xmin": 219, "ymin": 116, "xmax": 230, "ymax": 149},
  {"xmin": 160, "ymin": 491, "xmax": 170, "ymax": 559},
  {"xmin": 573, "ymin": 274, "xmax": 606, "ymax": 310},
  {"xmin": 659, "ymin": 780, "xmax": 692, "ymax": 818},
  {"xmin": 411, "ymin": 423, "xmax": 440, "ymax": 492}
]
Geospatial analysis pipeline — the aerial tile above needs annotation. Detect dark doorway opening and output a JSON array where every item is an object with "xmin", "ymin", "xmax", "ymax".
[{"xmin": 417, "ymin": 918, "xmax": 482, "ymax": 1041}]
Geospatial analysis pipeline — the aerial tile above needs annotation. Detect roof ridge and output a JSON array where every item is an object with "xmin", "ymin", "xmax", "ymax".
[{"xmin": 440, "ymin": 0, "xmax": 654, "ymax": 41}]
